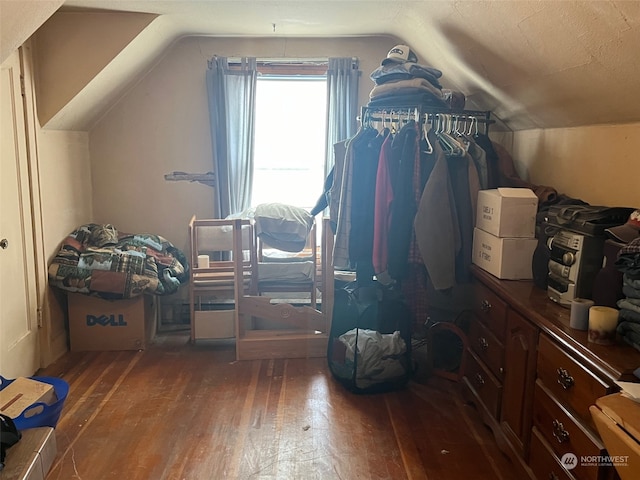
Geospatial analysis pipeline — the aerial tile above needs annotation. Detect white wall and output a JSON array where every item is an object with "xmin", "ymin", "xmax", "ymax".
[
  {"xmin": 89, "ymin": 36, "xmax": 398, "ymax": 254},
  {"xmin": 512, "ymin": 124, "xmax": 640, "ymax": 208},
  {"xmin": 38, "ymin": 129, "xmax": 93, "ymax": 362}
]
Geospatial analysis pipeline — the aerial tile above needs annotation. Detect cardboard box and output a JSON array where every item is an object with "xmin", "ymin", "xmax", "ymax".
[
  {"xmin": 476, "ymin": 187, "xmax": 538, "ymax": 238},
  {"xmin": 472, "ymin": 228, "xmax": 537, "ymax": 280},
  {"xmin": 0, "ymin": 377, "xmax": 56, "ymax": 419},
  {"xmin": 68, "ymin": 294, "xmax": 156, "ymax": 351}
]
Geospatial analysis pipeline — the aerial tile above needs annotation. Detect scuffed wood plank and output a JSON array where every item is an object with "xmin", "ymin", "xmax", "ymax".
[{"xmin": 39, "ymin": 333, "xmax": 521, "ymax": 480}]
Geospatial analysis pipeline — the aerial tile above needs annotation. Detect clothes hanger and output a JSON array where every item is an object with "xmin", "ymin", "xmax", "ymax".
[
  {"xmin": 436, "ymin": 114, "xmax": 467, "ymax": 156},
  {"xmin": 466, "ymin": 116, "xmax": 476, "ymax": 136},
  {"xmin": 391, "ymin": 110, "xmax": 400, "ymax": 135},
  {"xmin": 362, "ymin": 109, "xmax": 371, "ymax": 129},
  {"xmin": 379, "ymin": 110, "xmax": 390, "ymax": 137},
  {"xmin": 455, "ymin": 115, "xmax": 473, "ymax": 153},
  {"xmin": 449, "ymin": 115, "xmax": 467, "ymax": 155},
  {"xmin": 434, "ymin": 113, "xmax": 442, "ymax": 135},
  {"xmin": 421, "ymin": 114, "xmax": 434, "ymax": 154},
  {"xmin": 434, "ymin": 114, "xmax": 453, "ymax": 153}
]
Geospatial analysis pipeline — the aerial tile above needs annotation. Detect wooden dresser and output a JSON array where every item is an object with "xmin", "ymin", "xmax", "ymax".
[{"xmin": 463, "ymin": 265, "xmax": 640, "ymax": 480}]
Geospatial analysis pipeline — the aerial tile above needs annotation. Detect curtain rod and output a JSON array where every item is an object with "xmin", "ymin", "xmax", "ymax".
[
  {"xmin": 227, "ymin": 57, "xmax": 358, "ymax": 65},
  {"xmin": 228, "ymin": 57, "xmax": 327, "ymax": 65}
]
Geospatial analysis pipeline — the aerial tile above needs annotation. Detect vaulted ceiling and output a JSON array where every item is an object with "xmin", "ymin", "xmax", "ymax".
[{"xmin": 3, "ymin": 1, "xmax": 640, "ymax": 131}]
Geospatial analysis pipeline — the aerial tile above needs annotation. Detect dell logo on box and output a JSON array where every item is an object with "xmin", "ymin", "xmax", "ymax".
[{"xmin": 86, "ymin": 314, "xmax": 128, "ymax": 327}]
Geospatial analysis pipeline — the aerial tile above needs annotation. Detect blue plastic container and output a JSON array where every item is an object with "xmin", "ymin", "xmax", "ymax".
[{"xmin": 0, "ymin": 375, "xmax": 69, "ymax": 430}]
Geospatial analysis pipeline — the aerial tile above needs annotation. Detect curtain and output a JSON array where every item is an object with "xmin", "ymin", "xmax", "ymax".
[
  {"xmin": 206, "ymin": 56, "xmax": 257, "ymax": 218},
  {"xmin": 324, "ymin": 57, "xmax": 361, "ymax": 178}
]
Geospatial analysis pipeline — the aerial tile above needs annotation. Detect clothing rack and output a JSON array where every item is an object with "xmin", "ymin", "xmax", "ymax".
[{"xmin": 359, "ymin": 105, "xmax": 493, "ymax": 136}]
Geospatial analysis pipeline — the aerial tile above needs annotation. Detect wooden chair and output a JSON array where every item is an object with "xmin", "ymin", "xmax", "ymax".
[
  {"xmin": 320, "ymin": 217, "xmax": 335, "ymax": 329},
  {"xmin": 255, "ymin": 221, "xmax": 318, "ymax": 307},
  {"xmin": 188, "ymin": 216, "xmax": 256, "ymax": 342},
  {"xmin": 233, "ymin": 220, "xmax": 329, "ymax": 361}
]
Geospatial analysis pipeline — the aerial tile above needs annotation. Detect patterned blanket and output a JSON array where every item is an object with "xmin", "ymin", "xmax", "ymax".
[{"xmin": 48, "ymin": 224, "xmax": 189, "ymax": 299}]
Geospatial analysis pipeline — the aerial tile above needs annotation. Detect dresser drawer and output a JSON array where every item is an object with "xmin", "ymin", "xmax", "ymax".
[
  {"xmin": 537, "ymin": 334, "xmax": 613, "ymax": 427},
  {"xmin": 533, "ymin": 380, "xmax": 607, "ymax": 480},
  {"xmin": 473, "ymin": 281, "xmax": 508, "ymax": 342},
  {"xmin": 465, "ymin": 348, "xmax": 502, "ymax": 419},
  {"xmin": 469, "ymin": 316, "xmax": 505, "ymax": 380},
  {"xmin": 530, "ymin": 427, "xmax": 578, "ymax": 480}
]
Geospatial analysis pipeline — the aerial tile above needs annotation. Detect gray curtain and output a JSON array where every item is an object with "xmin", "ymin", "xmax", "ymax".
[
  {"xmin": 324, "ymin": 57, "xmax": 360, "ymax": 177},
  {"xmin": 206, "ymin": 56, "xmax": 257, "ymax": 218}
]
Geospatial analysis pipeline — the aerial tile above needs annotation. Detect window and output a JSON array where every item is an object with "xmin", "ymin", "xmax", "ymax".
[{"xmin": 251, "ymin": 66, "xmax": 327, "ymax": 211}]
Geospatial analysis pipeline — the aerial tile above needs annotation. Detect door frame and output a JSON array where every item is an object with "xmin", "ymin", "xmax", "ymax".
[{"xmin": 17, "ymin": 41, "xmax": 50, "ymax": 368}]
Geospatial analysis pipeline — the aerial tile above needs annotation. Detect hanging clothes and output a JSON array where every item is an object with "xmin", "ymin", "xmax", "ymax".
[
  {"xmin": 467, "ymin": 149, "xmax": 482, "ymax": 227},
  {"xmin": 467, "ymin": 139, "xmax": 489, "ymax": 190},
  {"xmin": 349, "ymin": 129, "xmax": 386, "ymax": 283},
  {"xmin": 387, "ymin": 120, "xmax": 421, "ymax": 281},
  {"xmin": 328, "ymin": 140, "xmax": 348, "ymax": 230},
  {"xmin": 372, "ymin": 133, "xmax": 394, "ymax": 284},
  {"xmin": 403, "ymin": 122, "xmax": 431, "ymax": 329},
  {"xmin": 472, "ymin": 133, "xmax": 501, "ymax": 189},
  {"xmin": 332, "ymin": 127, "xmax": 379, "ymax": 270},
  {"xmin": 447, "ymin": 151, "xmax": 474, "ymax": 285},
  {"xmin": 414, "ymin": 129, "xmax": 460, "ymax": 292},
  {"xmin": 325, "ymin": 106, "xmax": 494, "ymax": 330}
]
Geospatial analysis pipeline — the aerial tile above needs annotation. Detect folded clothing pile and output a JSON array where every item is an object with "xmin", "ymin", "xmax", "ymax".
[
  {"xmin": 615, "ymin": 235, "xmax": 640, "ymax": 350},
  {"xmin": 368, "ymin": 44, "xmax": 465, "ymax": 109}
]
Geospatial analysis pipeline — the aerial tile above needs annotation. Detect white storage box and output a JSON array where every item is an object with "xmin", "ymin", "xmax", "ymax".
[
  {"xmin": 193, "ymin": 309, "xmax": 235, "ymax": 339},
  {"xmin": 476, "ymin": 187, "xmax": 538, "ymax": 238},
  {"xmin": 472, "ymin": 228, "xmax": 537, "ymax": 280}
]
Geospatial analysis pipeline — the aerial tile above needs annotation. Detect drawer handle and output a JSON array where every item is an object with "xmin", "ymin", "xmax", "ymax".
[
  {"xmin": 552, "ymin": 419, "xmax": 570, "ymax": 443},
  {"xmin": 474, "ymin": 373, "xmax": 485, "ymax": 387},
  {"xmin": 480, "ymin": 299, "xmax": 492, "ymax": 313},
  {"xmin": 549, "ymin": 473, "xmax": 559, "ymax": 480},
  {"xmin": 556, "ymin": 367, "xmax": 574, "ymax": 390},
  {"xmin": 478, "ymin": 337, "xmax": 489, "ymax": 351}
]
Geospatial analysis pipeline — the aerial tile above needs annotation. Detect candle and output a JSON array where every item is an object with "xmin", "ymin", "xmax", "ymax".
[
  {"xmin": 588, "ymin": 306, "xmax": 619, "ymax": 345},
  {"xmin": 197, "ymin": 254, "xmax": 209, "ymax": 269},
  {"xmin": 570, "ymin": 298, "xmax": 594, "ymax": 331}
]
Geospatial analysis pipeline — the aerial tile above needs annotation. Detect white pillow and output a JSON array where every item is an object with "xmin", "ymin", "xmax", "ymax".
[{"xmin": 254, "ymin": 203, "xmax": 313, "ymax": 252}]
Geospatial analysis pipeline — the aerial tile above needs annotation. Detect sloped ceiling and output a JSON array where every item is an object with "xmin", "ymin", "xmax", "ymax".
[
  {"xmin": 0, "ymin": 0, "xmax": 64, "ymax": 64},
  {"xmin": 16, "ymin": 1, "xmax": 640, "ymax": 131}
]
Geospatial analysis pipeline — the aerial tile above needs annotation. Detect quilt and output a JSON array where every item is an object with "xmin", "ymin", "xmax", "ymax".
[{"xmin": 48, "ymin": 224, "xmax": 189, "ymax": 299}]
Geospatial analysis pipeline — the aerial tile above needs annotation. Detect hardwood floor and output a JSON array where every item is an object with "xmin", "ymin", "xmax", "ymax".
[{"xmin": 39, "ymin": 332, "xmax": 520, "ymax": 480}]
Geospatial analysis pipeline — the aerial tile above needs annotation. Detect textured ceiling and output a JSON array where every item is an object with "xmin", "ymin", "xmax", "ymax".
[{"xmin": 10, "ymin": 1, "xmax": 640, "ymax": 131}]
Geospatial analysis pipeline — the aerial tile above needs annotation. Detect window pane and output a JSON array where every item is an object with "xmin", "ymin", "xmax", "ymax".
[{"xmin": 252, "ymin": 78, "xmax": 327, "ymax": 210}]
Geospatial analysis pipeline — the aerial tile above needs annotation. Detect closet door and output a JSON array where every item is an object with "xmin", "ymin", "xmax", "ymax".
[{"xmin": 0, "ymin": 48, "xmax": 39, "ymax": 378}]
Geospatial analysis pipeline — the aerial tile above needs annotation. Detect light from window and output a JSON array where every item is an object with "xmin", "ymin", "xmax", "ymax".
[{"xmin": 252, "ymin": 77, "xmax": 327, "ymax": 210}]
